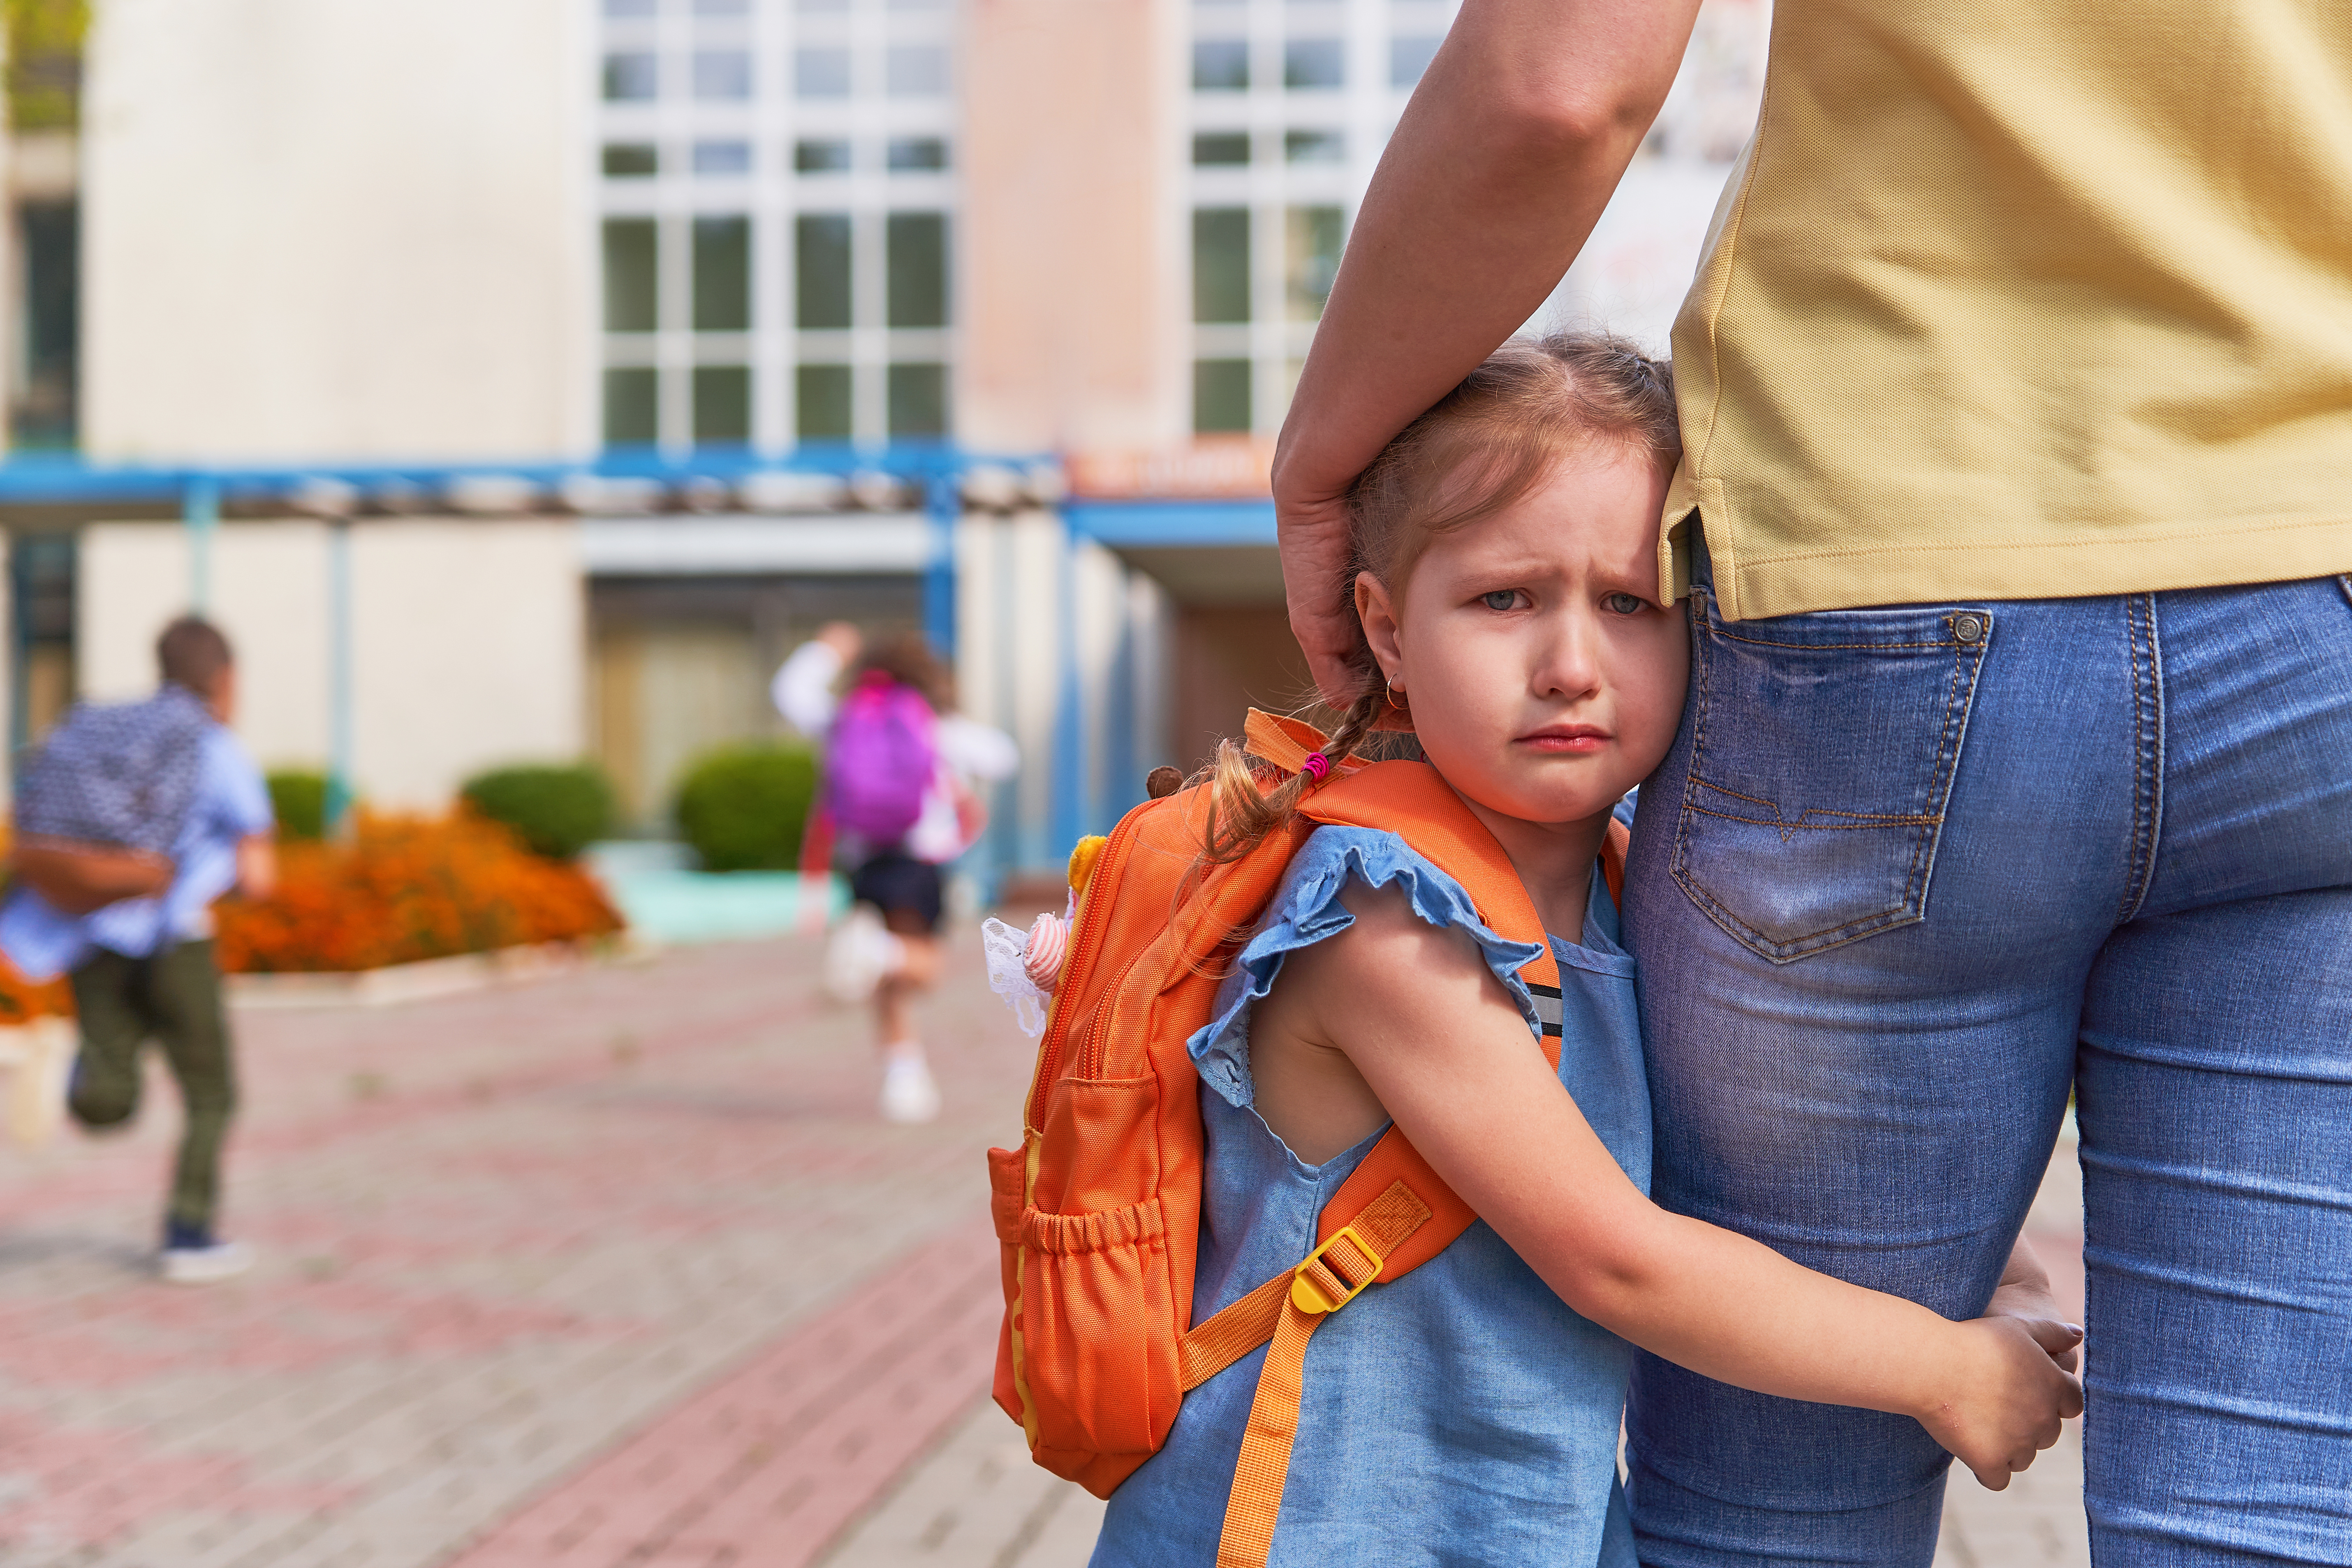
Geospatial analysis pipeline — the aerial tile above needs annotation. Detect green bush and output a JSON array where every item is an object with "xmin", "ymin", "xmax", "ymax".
[
  {"xmin": 267, "ymin": 770, "xmax": 329, "ymax": 842},
  {"xmin": 672, "ymin": 742, "xmax": 820, "ymax": 872},
  {"xmin": 459, "ymin": 762, "xmax": 618, "ymax": 861}
]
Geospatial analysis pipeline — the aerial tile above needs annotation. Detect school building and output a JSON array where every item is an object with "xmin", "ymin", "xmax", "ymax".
[{"xmin": 0, "ymin": 0, "xmax": 1763, "ymax": 883}]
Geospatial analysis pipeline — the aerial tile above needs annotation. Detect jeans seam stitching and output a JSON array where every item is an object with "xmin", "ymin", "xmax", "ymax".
[{"xmin": 2117, "ymin": 594, "xmax": 2163, "ymax": 924}]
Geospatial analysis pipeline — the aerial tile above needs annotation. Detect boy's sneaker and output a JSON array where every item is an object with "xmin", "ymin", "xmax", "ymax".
[
  {"xmin": 825, "ymin": 907, "xmax": 896, "ymax": 1004},
  {"xmin": 879, "ymin": 1045, "xmax": 941, "ymax": 1124},
  {"xmin": 160, "ymin": 1220, "xmax": 253, "ymax": 1285}
]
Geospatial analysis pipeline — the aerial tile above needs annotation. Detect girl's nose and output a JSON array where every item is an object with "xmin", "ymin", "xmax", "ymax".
[{"xmin": 1533, "ymin": 608, "xmax": 1602, "ymax": 701}]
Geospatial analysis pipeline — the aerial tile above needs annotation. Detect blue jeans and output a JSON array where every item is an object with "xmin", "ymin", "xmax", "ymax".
[{"xmin": 1620, "ymin": 572, "xmax": 2352, "ymax": 1566}]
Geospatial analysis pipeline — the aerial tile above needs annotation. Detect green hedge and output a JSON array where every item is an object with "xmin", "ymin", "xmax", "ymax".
[
  {"xmin": 459, "ymin": 763, "xmax": 618, "ymax": 861},
  {"xmin": 266, "ymin": 770, "xmax": 329, "ymax": 842},
  {"xmin": 673, "ymin": 742, "xmax": 820, "ymax": 872}
]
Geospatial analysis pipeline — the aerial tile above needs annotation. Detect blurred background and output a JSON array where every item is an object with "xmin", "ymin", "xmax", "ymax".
[{"xmin": 0, "ymin": 0, "xmax": 1762, "ymax": 898}]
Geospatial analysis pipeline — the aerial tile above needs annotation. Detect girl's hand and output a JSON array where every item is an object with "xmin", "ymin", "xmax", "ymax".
[
  {"xmin": 1985, "ymin": 1236, "xmax": 2081, "ymax": 1373},
  {"xmin": 1914, "ymin": 1316, "xmax": 2084, "ymax": 1491}
]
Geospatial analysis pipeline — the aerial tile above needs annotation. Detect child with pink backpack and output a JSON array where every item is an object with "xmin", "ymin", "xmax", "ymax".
[{"xmin": 773, "ymin": 624, "xmax": 1016, "ymax": 1121}]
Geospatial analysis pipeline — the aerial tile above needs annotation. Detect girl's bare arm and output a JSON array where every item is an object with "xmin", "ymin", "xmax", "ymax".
[
  {"xmin": 1269, "ymin": 884, "xmax": 2082, "ymax": 1488},
  {"xmin": 1274, "ymin": 0, "xmax": 1704, "ymax": 698}
]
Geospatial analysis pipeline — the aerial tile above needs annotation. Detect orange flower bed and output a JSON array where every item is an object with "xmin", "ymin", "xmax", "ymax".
[
  {"xmin": 0, "ymin": 953, "xmax": 74, "ymax": 1023},
  {"xmin": 215, "ymin": 810, "xmax": 624, "ymax": 974},
  {"xmin": 0, "ymin": 825, "xmax": 72, "ymax": 1021}
]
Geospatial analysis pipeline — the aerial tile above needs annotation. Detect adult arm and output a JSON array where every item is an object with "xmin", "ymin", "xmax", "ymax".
[
  {"xmin": 1276, "ymin": 0, "xmax": 1702, "ymax": 698},
  {"xmin": 1278, "ymin": 885, "xmax": 2082, "ymax": 1488}
]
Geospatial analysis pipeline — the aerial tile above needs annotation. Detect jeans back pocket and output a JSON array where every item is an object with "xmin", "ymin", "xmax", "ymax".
[{"xmin": 1673, "ymin": 589, "xmax": 1990, "ymax": 963}]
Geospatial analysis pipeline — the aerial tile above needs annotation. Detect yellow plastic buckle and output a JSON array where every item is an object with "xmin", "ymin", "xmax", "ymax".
[{"xmin": 1289, "ymin": 1225, "xmax": 1385, "ymax": 1315}]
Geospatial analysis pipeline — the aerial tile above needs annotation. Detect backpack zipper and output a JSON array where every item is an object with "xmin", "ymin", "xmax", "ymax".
[{"xmin": 1025, "ymin": 804, "xmax": 1147, "ymax": 1129}]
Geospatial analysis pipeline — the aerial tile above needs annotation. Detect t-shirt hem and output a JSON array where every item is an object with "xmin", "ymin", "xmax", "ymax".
[{"xmin": 1671, "ymin": 499, "xmax": 2352, "ymax": 621}]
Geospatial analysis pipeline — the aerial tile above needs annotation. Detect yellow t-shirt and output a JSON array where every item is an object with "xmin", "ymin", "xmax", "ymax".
[{"xmin": 1662, "ymin": 0, "xmax": 2352, "ymax": 621}]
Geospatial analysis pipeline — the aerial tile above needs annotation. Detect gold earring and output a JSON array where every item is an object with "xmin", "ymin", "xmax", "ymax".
[{"xmin": 1384, "ymin": 674, "xmax": 1407, "ymax": 712}]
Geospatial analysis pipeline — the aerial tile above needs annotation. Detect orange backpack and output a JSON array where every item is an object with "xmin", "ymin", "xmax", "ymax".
[{"xmin": 987, "ymin": 712, "xmax": 1627, "ymax": 1567}]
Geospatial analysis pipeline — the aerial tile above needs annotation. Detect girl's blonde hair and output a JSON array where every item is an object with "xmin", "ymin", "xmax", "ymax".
[{"xmin": 1201, "ymin": 332, "xmax": 1681, "ymax": 862}]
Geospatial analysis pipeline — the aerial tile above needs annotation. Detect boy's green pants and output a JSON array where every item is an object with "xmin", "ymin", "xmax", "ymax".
[{"xmin": 67, "ymin": 940, "xmax": 236, "ymax": 1233}]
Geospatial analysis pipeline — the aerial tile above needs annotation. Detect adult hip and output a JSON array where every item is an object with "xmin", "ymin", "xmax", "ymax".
[{"xmin": 1621, "ymin": 571, "xmax": 2352, "ymax": 1566}]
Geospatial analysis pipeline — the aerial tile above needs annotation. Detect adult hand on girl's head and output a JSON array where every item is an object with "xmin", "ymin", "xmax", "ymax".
[
  {"xmin": 1273, "ymin": 462, "xmax": 1365, "ymax": 706},
  {"xmin": 1917, "ymin": 1316, "xmax": 2084, "ymax": 1492}
]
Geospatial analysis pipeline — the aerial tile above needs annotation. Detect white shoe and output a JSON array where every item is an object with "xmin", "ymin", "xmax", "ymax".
[
  {"xmin": 160, "ymin": 1239, "xmax": 254, "ymax": 1285},
  {"xmin": 879, "ymin": 1048, "xmax": 941, "ymax": 1124},
  {"xmin": 825, "ymin": 907, "xmax": 896, "ymax": 1004}
]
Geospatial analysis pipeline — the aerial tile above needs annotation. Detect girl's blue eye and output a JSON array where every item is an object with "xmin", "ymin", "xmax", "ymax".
[
  {"xmin": 1604, "ymin": 592, "xmax": 1646, "ymax": 615},
  {"xmin": 1482, "ymin": 590, "xmax": 1519, "ymax": 611}
]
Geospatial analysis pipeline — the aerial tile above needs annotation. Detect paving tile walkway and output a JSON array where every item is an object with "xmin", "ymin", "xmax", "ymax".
[{"xmin": 0, "ymin": 927, "xmax": 2094, "ymax": 1567}]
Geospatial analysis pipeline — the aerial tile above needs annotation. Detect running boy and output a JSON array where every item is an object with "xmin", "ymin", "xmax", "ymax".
[{"xmin": 0, "ymin": 616, "xmax": 276, "ymax": 1284}]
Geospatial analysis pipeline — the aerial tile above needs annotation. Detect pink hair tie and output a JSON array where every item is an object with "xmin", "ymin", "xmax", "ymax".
[{"xmin": 1300, "ymin": 752, "xmax": 1331, "ymax": 783}]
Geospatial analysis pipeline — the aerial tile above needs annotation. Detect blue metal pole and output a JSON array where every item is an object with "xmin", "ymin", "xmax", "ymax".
[
  {"xmin": 1049, "ymin": 509, "xmax": 1085, "ymax": 860},
  {"xmin": 923, "ymin": 474, "xmax": 958, "ymax": 659},
  {"xmin": 183, "ymin": 476, "xmax": 219, "ymax": 613},
  {"xmin": 325, "ymin": 515, "xmax": 354, "ymax": 833}
]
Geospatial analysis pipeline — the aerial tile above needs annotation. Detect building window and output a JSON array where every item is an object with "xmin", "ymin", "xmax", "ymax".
[
  {"xmin": 887, "ymin": 213, "xmax": 948, "ymax": 328},
  {"xmin": 796, "ymin": 47, "xmax": 852, "ymax": 98},
  {"xmin": 13, "ymin": 201, "xmax": 76, "ymax": 449},
  {"xmin": 1192, "ymin": 132, "xmax": 1250, "ymax": 166},
  {"xmin": 693, "ymin": 217, "xmax": 751, "ymax": 331},
  {"xmin": 1285, "ymin": 39, "xmax": 1344, "ymax": 89},
  {"xmin": 692, "ymin": 140, "xmax": 752, "ymax": 176},
  {"xmin": 1285, "ymin": 129, "xmax": 1344, "ymax": 163},
  {"xmin": 886, "ymin": 46, "xmax": 949, "ymax": 97},
  {"xmin": 796, "ymin": 214, "xmax": 854, "ymax": 329},
  {"xmin": 603, "ymin": 52, "xmax": 658, "ymax": 102},
  {"xmin": 1391, "ymin": 36, "xmax": 1442, "ymax": 87},
  {"xmin": 694, "ymin": 366, "xmax": 752, "ymax": 444},
  {"xmin": 795, "ymin": 138, "xmax": 852, "ymax": 173},
  {"xmin": 1194, "ymin": 360, "xmax": 1251, "ymax": 433},
  {"xmin": 604, "ymin": 142, "xmax": 659, "ymax": 177},
  {"xmin": 603, "ymin": 218, "xmax": 659, "ymax": 332},
  {"xmin": 1192, "ymin": 40, "xmax": 1248, "ymax": 91},
  {"xmin": 604, "ymin": 0, "xmax": 655, "ymax": 15},
  {"xmin": 887, "ymin": 136, "xmax": 948, "ymax": 171},
  {"xmin": 694, "ymin": 0, "xmax": 750, "ymax": 13},
  {"xmin": 604, "ymin": 368, "xmax": 658, "ymax": 446},
  {"xmin": 798, "ymin": 365, "xmax": 853, "ymax": 439},
  {"xmin": 1192, "ymin": 208, "xmax": 1250, "ymax": 324},
  {"xmin": 888, "ymin": 363, "xmax": 948, "ymax": 437},
  {"xmin": 694, "ymin": 50, "xmax": 752, "ymax": 99},
  {"xmin": 1286, "ymin": 206, "xmax": 1343, "ymax": 320}
]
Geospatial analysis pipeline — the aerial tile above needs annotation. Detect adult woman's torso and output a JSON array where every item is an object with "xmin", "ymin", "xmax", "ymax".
[{"xmin": 1664, "ymin": 0, "xmax": 2352, "ymax": 621}]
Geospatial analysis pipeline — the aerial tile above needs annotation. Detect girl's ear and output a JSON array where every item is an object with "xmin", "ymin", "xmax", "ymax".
[{"xmin": 1355, "ymin": 571, "xmax": 1404, "ymax": 685}]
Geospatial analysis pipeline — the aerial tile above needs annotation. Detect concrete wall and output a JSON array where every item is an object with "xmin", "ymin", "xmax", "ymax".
[
  {"xmin": 958, "ymin": 0, "xmax": 1188, "ymax": 451},
  {"xmin": 81, "ymin": 0, "xmax": 593, "ymax": 462},
  {"xmin": 79, "ymin": 518, "xmax": 586, "ymax": 809}
]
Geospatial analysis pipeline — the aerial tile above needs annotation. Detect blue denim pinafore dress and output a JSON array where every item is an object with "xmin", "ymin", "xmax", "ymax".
[{"xmin": 1090, "ymin": 824, "xmax": 1651, "ymax": 1568}]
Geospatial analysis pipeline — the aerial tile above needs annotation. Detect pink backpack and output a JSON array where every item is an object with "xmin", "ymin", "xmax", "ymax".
[{"xmin": 826, "ymin": 672, "xmax": 937, "ymax": 845}]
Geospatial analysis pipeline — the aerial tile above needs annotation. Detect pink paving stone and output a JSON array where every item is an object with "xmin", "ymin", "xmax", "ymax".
[
  {"xmin": 443, "ymin": 1212, "xmax": 1003, "ymax": 1568},
  {"xmin": 0, "ymin": 1409, "xmax": 360, "ymax": 1549},
  {"xmin": 0, "ymin": 931, "xmax": 1042, "ymax": 1566}
]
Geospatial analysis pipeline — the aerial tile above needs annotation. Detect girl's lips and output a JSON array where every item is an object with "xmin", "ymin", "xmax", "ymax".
[{"xmin": 1516, "ymin": 726, "xmax": 1611, "ymax": 753}]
